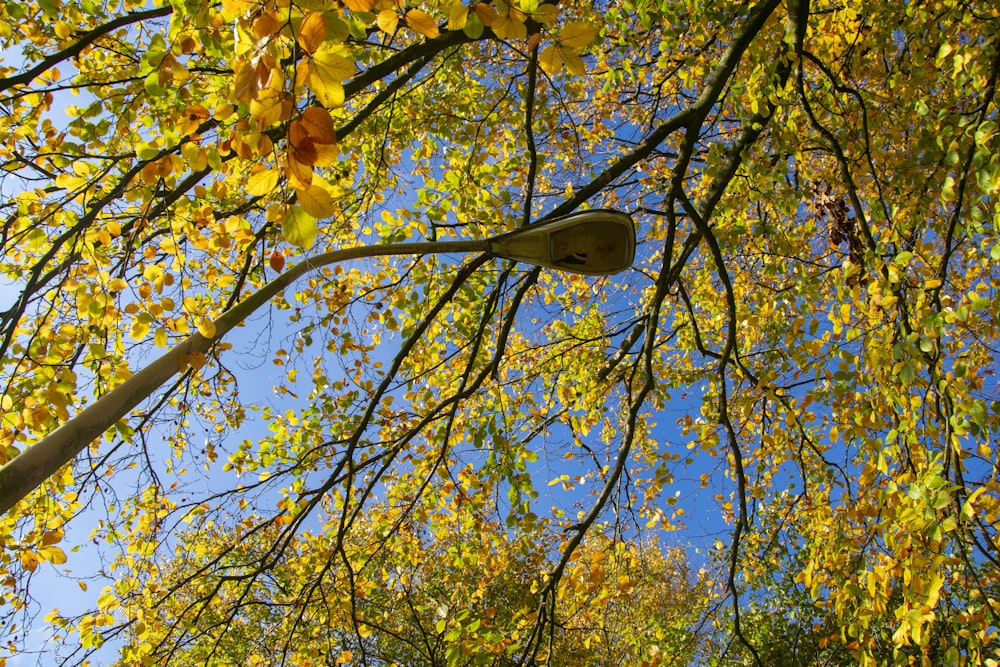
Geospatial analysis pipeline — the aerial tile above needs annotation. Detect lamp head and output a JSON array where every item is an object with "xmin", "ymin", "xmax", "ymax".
[{"xmin": 488, "ymin": 209, "xmax": 635, "ymax": 275}]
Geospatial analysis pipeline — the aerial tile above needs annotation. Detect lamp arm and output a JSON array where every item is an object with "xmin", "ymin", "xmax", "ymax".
[{"xmin": 0, "ymin": 240, "xmax": 489, "ymax": 515}]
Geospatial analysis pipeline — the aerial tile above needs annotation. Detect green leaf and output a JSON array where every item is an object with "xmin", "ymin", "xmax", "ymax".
[
  {"xmin": 282, "ymin": 205, "xmax": 318, "ymax": 249},
  {"xmin": 143, "ymin": 71, "xmax": 165, "ymax": 97},
  {"xmin": 462, "ymin": 14, "xmax": 484, "ymax": 39}
]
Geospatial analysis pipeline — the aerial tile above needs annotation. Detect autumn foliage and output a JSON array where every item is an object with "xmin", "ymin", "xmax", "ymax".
[{"xmin": 1, "ymin": 0, "xmax": 999, "ymax": 665}]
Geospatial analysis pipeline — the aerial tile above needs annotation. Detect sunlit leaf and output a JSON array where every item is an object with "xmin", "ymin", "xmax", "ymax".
[
  {"xmin": 562, "ymin": 47, "xmax": 586, "ymax": 75},
  {"xmin": 298, "ymin": 12, "xmax": 327, "ymax": 54},
  {"xmin": 282, "ymin": 205, "xmax": 317, "ymax": 249},
  {"xmin": 197, "ymin": 319, "xmax": 217, "ymax": 339},
  {"xmin": 297, "ymin": 183, "xmax": 337, "ymax": 219},
  {"xmin": 448, "ymin": 2, "xmax": 468, "ymax": 30},
  {"xmin": 492, "ymin": 16, "xmax": 526, "ymax": 40},
  {"xmin": 251, "ymin": 10, "xmax": 282, "ymax": 39},
  {"xmin": 473, "ymin": 3, "xmax": 497, "ymax": 27},
  {"xmin": 249, "ymin": 88, "xmax": 293, "ymax": 127},
  {"xmin": 342, "ymin": 0, "xmax": 375, "ymax": 10},
  {"xmin": 559, "ymin": 21, "xmax": 598, "ymax": 47},
  {"xmin": 376, "ymin": 9, "xmax": 399, "ymax": 35},
  {"xmin": 538, "ymin": 44, "xmax": 561, "ymax": 74},
  {"xmin": 532, "ymin": 3, "xmax": 559, "ymax": 22},
  {"xmin": 246, "ymin": 167, "xmax": 280, "ymax": 197},
  {"xmin": 38, "ymin": 545, "xmax": 67, "ymax": 565},
  {"xmin": 306, "ymin": 47, "xmax": 356, "ymax": 107},
  {"xmin": 405, "ymin": 9, "xmax": 440, "ymax": 39}
]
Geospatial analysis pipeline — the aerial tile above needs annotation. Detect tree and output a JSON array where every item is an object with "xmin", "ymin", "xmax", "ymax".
[
  {"xmin": 1, "ymin": 0, "xmax": 998, "ymax": 665},
  {"xmin": 97, "ymin": 494, "xmax": 708, "ymax": 666}
]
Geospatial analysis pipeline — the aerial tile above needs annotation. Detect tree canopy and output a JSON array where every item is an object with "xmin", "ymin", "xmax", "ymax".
[{"xmin": 1, "ymin": 0, "xmax": 999, "ymax": 665}]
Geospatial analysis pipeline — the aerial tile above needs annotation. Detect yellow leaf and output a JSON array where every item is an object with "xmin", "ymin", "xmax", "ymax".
[
  {"xmin": 283, "ymin": 205, "xmax": 318, "ymax": 249},
  {"xmin": 492, "ymin": 16, "xmax": 526, "ymax": 40},
  {"xmin": 249, "ymin": 89, "xmax": 293, "ymax": 128},
  {"xmin": 97, "ymin": 590, "xmax": 118, "ymax": 612},
  {"xmin": 298, "ymin": 184, "xmax": 337, "ymax": 219},
  {"xmin": 246, "ymin": 167, "xmax": 280, "ymax": 197},
  {"xmin": 562, "ymin": 47, "xmax": 586, "ymax": 76},
  {"xmin": 559, "ymin": 21, "xmax": 597, "ymax": 47},
  {"xmin": 298, "ymin": 12, "xmax": 327, "ymax": 54},
  {"xmin": 197, "ymin": 319, "xmax": 217, "ymax": 339},
  {"xmin": 342, "ymin": 0, "xmax": 374, "ymax": 10},
  {"xmin": 538, "ymin": 44, "xmax": 561, "ymax": 74},
  {"xmin": 38, "ymin": 545, "xmax": 67, "ymax": 565},
  {"xmin": 405, "ymin": 9, "xmax": 440, "ymax": 39},
  {"xmin": 376, "ymin": 10, "xmax": 399, "ymax": 35},
  {"xmin": 221, "ymin": 0, "xmax": 254, "ymax": 19},
  {"xmin": 532, "ymin": 3, "xmax": 558, "ymax": 22},
  {"xmin": 55, "ymin": 173, "xmax": 88, "ymax": 190},
  {"xmin": 154, "ymin": 327, "xmax": 168, "ymax": 348},
  {"xmin": 448, "ymin": 2, "xmax": 468, "ymax": 30},
  {"xmin": 306, "ymin": 47, "xmax": 356, "ymax": 107},
  {"xmin": 130, "ymin": 318, "xmax": 151, "ymax": 341}
]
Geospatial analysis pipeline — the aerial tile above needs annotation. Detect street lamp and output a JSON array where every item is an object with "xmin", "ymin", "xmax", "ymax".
[
  {"xmin": 0, "ymin": 208, "xmax": 635, "ymax": 513},
  {"xmin": 489, "ymin": 209, "xmax": 635, "ymax": 275}
]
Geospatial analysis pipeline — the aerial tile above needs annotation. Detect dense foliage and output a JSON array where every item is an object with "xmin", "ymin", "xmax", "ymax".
[{"xmin": 1, "ymin": 0, "xmax": 998, "ymax": 664}]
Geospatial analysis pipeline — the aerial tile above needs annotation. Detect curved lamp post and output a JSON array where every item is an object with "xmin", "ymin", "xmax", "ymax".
[
  {"xmin": 489, "ymin": 209, "xmax": 635, "ymax": 275},
  {"xmin": 0, "ymin": 210, "xmax": 635, "ymax": 514}
]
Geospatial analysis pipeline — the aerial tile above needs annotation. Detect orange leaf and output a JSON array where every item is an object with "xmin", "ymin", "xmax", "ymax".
[
  {"xmin": 285, "ymin": 155, "xmax": 313, "ymax": 190},
  {"xmin": 300, "ymin": 106, "xmax": 336, "ymax": 144},
  {"xmin": 42, "ymin": 529, "xmax": 64, "ymax": 546},
  {"xmin": 298, "ymin": 12, "xmax": 327, "ymax": 54},
  {"xmin": 405, "ymin": 9, "xmax": 440, "ymax": 39},
  {"xmin": 183, "ymin": 104, "xmax": 210, "ymax": 123},
  {"xmin": 20, "ymin": 551, "xmax": 39, "ymax": 573},
  {"xmin": 251, "ymin": 10, "xmax": 282, "ymax": 39},
  {"xmin": 269, "ymin": 250, "xmax": 285, "ymax": 272},
  {"xmin": 289, "ymin": 123, "xmax": 318, "ymax": 166},
  {"xmin": 289, "ymin": 108, "xmax": 338, "ymax": 167}
]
